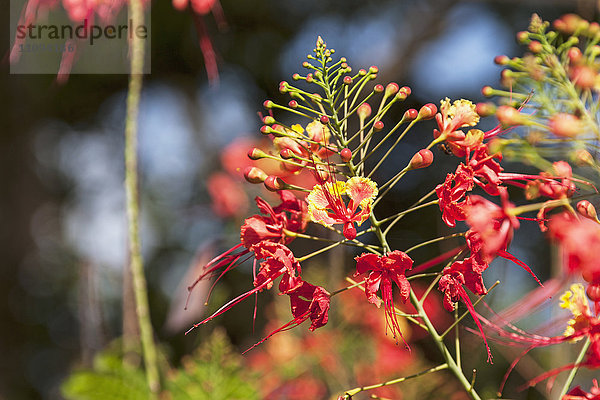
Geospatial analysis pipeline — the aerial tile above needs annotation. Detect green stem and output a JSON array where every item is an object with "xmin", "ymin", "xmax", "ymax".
[
  {"xmin": 557, "ymin": 337, "xmax": 591, "ymax": 398},
  {"xmin": 342, "ymin": 363, "xmax": 449, "ymax": 397},
  {"xmin": 124, "ymin": 0, "xmax": 160, "ymax": 394}
]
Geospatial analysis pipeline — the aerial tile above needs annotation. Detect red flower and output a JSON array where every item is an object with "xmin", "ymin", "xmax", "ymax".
[
  {"xmin": 564, "ymin": 379, "xmax": 600, "ymax": 400},
  {"xmin": 548, "ymin": 212, "xmax": 600, "ymax": 283},
  {"xmin": 465, "ymin": 187, "xmax": 519, "ymax": 262},
  {"xmin": 438, "ymin": 257, "xmax": 492, "ymax": 362},
  {"xmin": 307, "ymin": 177, "xmax": 378, "ymax": 240},
  {"xmin": 241, "ymin": 191, "xmax": 308, "ymax": 250},
  {"xmin": 354, "ymin": 251, "xmax": 413, "ymax": 346},
  {"xmin": 436, "ymin": 164, "xmax": 474, "ymax": 227},
  {"xmin": 243, "ymin": 278, "xmax": 331, "ymax": 353}
]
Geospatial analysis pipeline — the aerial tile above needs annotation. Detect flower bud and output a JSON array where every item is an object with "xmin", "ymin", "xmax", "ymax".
[
  {"xmin": 340, "ymin": 148, "xmax": 352, "ymax": 162},
  {"xmin": 496, "ymin": 105, "xmax": 526, "ymax": 127},
  {"xmin": 320, "ymin": 115, "xmax": 330, "ymax": 124},
  {"xmin": 343, "ymin": 76, "xmax": 353, "ymax": 85},
  {"xmin": 384, "ymin": 82, "xmax": 399, "ymax": 98},
  {"xmin": 244, "ymin": 167, "xmax": 267, "ymax": 183},
  {"xmin": 516, "ymin": 31, "xmax": 529, "ymax": 43},
  {"xmin": 569, "ymin": 65, "xmax": 597, "ymax": 89},
  {"xmin": 396, "ymin": 86, "xmax": 411, "ymax": 101},
  {"xmin": 548, "ymin": 113, "xmax": 583, "ymax": 137},
  {"xmin": 358, "ymin": 68, "xmax": 367, "ymax": 76},
  {"xmin": 248, "ymin": 147, "xmax": 267, "ymax": 160},
  {"xmin": 475, "ymin": 102, "xmax": 496, "ymax": 117},
  {"xmin": 577, "ymin": 200, "xmax": 598, "ymax": 221},
  {"xmin": 374, "ymin": 121, "xmax": 384, "ymax": 131},
  {"xmin": 572, "ymin": 149, "xmax": 594, "ymax": 166},
  {"xmin": 263, "ymin": 100, "xmax": 274, "ymax": 109},
  {"xmin": 302, "ymin": 61, "xmax": 310, "ymax": 68},
  {"xmin": 528, "ymin": 40, "xmax": 542, "ymax": 53},
  {"xmin": 280, "ymin": 148, "xmax": 294, "ymax": 159},
  {"xmin": 369, "ymin": 66, "xmax": 379, "ymax": 74},
  {"xmin": 288, "ymin": 100, "xmax": 298, "ymax": 108},
  {"xmin": 306, "ymin": 74, "xmax": 314, "ymax": 83},
  {"xmin": 409, "ymin": 149, "xmax": 434, "ymax": 169},
  {"xmin": 481, "ymin": 85, "xmax": 494, "ymax": 97},
  {"xmin": 264, "ymin": 176, "xmax": 285, "ymax": 191},
  {"xmin": 260, "ymin": 125, "xmax": 272, "ymax": 135},
  {"xmin": 567, "ymin": 47, "xmax": 582, "ymax": 63},
  {"xmin": 494, "ymin": 55, "xmax": 510, "ymax": 65},
  {"xmin": 357, "ymin": 103, "xmax": 372, "ymax": 120},
  {"xmin": 418, "ymin": 103, "xmax": 437, "ymax": 120},
  {"xmin": 404, "ymin": 108, "xmax": 418, "ymax": 121},
  {"xmin": 374, "ymin": 84, "xmax": 384, "ymax": 93}
]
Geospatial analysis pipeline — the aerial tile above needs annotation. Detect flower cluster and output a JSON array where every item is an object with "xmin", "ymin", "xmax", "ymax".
[{"xmin": 191, "ymin": 24, "xmax": 600, "ymax": 399}]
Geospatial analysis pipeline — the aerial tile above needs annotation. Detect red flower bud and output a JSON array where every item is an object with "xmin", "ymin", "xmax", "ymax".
[
  {"xmin": 548, "ymin": 113, "xmax": 583, "ymax": 137},
  {"xmin": 340, "ymin": 148, "xmax": 352, "ymax": 162},
  {"xmin": 494, "ymin": 55, "xmax": 509, "ymax": 65},
  {"xmin": 476, "ymin": 102, "xmax": 496, "ymax": 117},
  {"xmin": 288, "ymin": 100, "xmax": 298, "ymax": 108},
  {"xmin": 357, "ymin": 103, "xmax": 372, "ymax": 120},
  {"xmin": 516, "ymin": 31, "xmax": 529, "ymax": 43},
  {"xmin": 567, "ymin": 47, "xmax": 582, "ymax": 63},
  {"xmin": 418, "ymin": 103, "xmax": 437, "ymax": 120},
  {"xmin": 263, "ymin": 100, "xmax": 274, "ymax": 109},
  {"xmin": 280, "ymin": 148, "xmax": 294, "ymax": 159},
  {"xmin": 577, "ymin": 200, "xmax": 598, "ymax": 221},
  {"xmin": 528, "ymin": 40, "xmax": 542, "ymax": 53},
  {"xmin": 396, "ymin": 86, "xmax": 411, "ymax": 100},
  {"xmin": 248, "ymin": 148, "xmax": 267, "ymax": 160},
  {"xmin": 306, "ymin": 74, "xmax": 313, "ymax": 83},
  {"xmin": 244, "ymin": 167, "xmax": 267, "ymax": 183},
  {"xmin": 409, "ymin": 149, "xmax": 434, "ymax": 169},
  {"xmin": 358, "ymin": 69, "xmax": 367, "ymax": 76},
  {"xmin": 374, "ymin": 121, "xmax": 384, "ymax": 131},
  {"xmin": 587, "ymin": 284, "xmax": 600, "ymax": 301},
  {"xmin": 385, "ymin": 82, "xmax": 399, "ymax": 97},
  {"xmin": 320, "ymin": 115, "xmax": 330, "ymax": 124},
  {"xmin": 374, "ymin": 84, "xmax": 384, "ymax": 93},
  {"xmin": 481, "ymin": 86, "xmax": 494, "ymax": 97},
  {"xmin": 404, "ymin": 108, "xmax": 418, "ymax": 120},
  {"xmin": 260, "ymin": 125, "xmax": 272, "ymax": 135},
  {"xmin": 343, "ymin": 222, "xmax": 357, "ymax": 240},
  {"xmin": 343, "ymin": 76, "xmax": 353, "ymax": 85},
  {"xmin": 264, "ymin": 176, "xmax": 285, "ymax": 191},
  {"xmin": 496, "ymin": 105, "xmax": 525, "ymax": 127},
  {"xmin": 369, "ymin": 66, "xmax": 379, "ymax": 74}
]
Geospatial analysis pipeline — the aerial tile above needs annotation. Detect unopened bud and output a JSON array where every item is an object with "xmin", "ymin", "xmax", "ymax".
[
  {"xmin": 248, "ymin": 148, "xmax": 267, "ymax": 160},
  {"xmin": 374, "ymin": 84, "xmax": 384, "ymax": 93},
  {"xmin": 306, "ymin": 74, "xmax": 314, "ymax": 83},
  {"xmin": 418, "ymin": 103, "xmax": 437, "ymax": 120},
  {"xmin": 244, "ymin": 167, "xmax": 267, "ymax": 183},
  {"xmin": 481, "ymin": 85, "xmax": 494, "ymax": 97},
  {"xmin": 280, "ymin": 148, "xmax": 294, "ymax": 159},
  {"xmin": 528, "ymin": 40, "xmax": 542, "ymax": 53},
  {"xmin": 260, "ymin": 125, "xmax": 272, "ymax": 135},
  {"xmin": 476, "ymin": 102, "xmax": 496, "ymax": 117},
  {"xmin": 516, "ymin": 31, "xmax": 529, "ymax": 43},
  {"xmin": 374, "ymin": 121, "xmax": 384, "ymax": 131},
  {"xmin": 263, "ymin": 116, "xmax": 275, "ymax": 125},
  {"xmin": 302, "ymin": 61, "xmax": 310, "ymax": 68},
  {"xmin": 577, "ymin": 200, "xmax": 598, "ymax": 221},
  {"xmin": 384, "ymin": 82, "xmax": 399, "ymax": 98},
  {"xmin": 573, "ymin": 149, "xmax": 595, "ymax": 166},
  {"xmin": 340, "ymin": 148, "xmax": 352, "ymax": 162},
  {"xmin": 264, "ymin": 176, "xmax": 286, "ymax": 191},
  {"xmin": 343, "ymin": 76, "xmax": 353, "ymax": 85},
  {"xmin": 496, "ymin": 105, "xmax": 526, "ymax": 127},
  {"xmin": 404, "ymin": 108, "xmax": 418, "ymax": 120},
  {"xmin": 288, "ymin": 100, "xmax": 298, "ymax": 108},
  {"xmin": 358, "ymin": 69, "xmax": 367, "ymax": 76},
  {"xmin": 369, "ymin": 66, "xmax": 379, "ymax": 74},
  {"xmin": 567, "ymin": 47, "xmax": 582, "ymax": 63},
  {"xmin": 409, "ymin": 149, "xmax": 434, "ymax": 169},
  {"xmin": 292, "ymin": 73, "xmax": 300, "ymax": 80},
  {"xmin": 548, "ymin": 113, "xmax": 583, "ymax": 137},
  {"xmin": 263, "ymin": 100, "xmax": 274, "ymax": 109},
  {"xmin": 494, "ymin": 55, "xmax": 510, "ymax": 65},
  {"xmin": 357, "ymin": 103, "xmax": 372, "ymax": 120},
  {"xmin": 320, "ymin": 115, "xmax": 330, "ymax": 124},
  {"xmin": 396, "ymin": 86, "xmax": 411, "ymax": 101}
]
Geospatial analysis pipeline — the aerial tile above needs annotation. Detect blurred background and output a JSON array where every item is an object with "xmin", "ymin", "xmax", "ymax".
[{"xmin": 1, "ymin": 0, "xmax": 599, "ymax": 399}]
